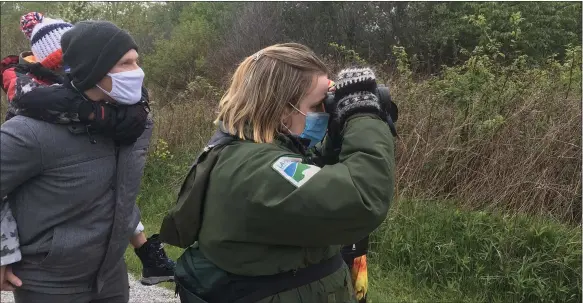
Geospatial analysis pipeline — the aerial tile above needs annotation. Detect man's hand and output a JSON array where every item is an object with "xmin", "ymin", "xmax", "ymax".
[{"xmin": 0, "ymin": 265, "xmax": 22, "ymax": 291}]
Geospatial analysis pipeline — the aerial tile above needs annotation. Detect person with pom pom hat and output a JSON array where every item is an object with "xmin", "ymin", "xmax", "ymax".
[
  {"xmin": 20, "ymin": 11, "xmax": 72, "ymax": 70},
  {"xmin": 0, "ymin": 18, "xmax": 169, "ymax": 302},
  {"xmin": 1, "ymin": 12, "xmax": 73, "ymax": 120},
  {"xmin": 1, "ymin": 12, "xmax": 176, "ymax": 288}
]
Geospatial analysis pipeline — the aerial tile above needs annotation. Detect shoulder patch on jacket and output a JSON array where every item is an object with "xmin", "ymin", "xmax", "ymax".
[{"xmin": 272, "ymin": 156, "xmax": 321, "ymax": 187}]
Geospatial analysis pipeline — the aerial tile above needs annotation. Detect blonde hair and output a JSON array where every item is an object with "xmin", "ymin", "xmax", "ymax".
[{"xmin": 215, "ymin": 43, "xmax": 329, "ymax": 143}]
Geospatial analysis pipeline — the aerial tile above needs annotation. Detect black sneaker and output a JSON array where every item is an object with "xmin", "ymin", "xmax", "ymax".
[{"xmin": 134, "ymin": 234, "xmax": 176, "ymax": 285}]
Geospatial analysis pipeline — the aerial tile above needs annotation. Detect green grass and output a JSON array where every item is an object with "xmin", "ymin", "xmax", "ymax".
[
  {"xmin": 368, "ymin": 200, "xmax": 582, "ymax": 303},
  {"xmin": 125, "ymin": 147, "xmax": 582, "ymax": 302}
]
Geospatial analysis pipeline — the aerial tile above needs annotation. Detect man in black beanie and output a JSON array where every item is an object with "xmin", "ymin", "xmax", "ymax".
[
  {"xmin": 62, "ymin": 20, "xmax": 139, "ymax": 93},
  {"xmin": 0, "ymin": 20, "xmax": 164, "ymax": 302},
  {"xmin": 62, "ymin": 20, "xmax": 177, "ymax": 288}
]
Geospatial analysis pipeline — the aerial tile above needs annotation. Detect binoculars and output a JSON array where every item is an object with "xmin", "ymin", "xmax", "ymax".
[{"xmin": 323, "ymin": 84, "xmax": 399, "ymax": 137}]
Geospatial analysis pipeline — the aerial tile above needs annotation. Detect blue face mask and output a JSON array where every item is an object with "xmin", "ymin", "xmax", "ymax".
[
  {"xmin": 288, "ymin": 103, "xmax": 330, "ymax": 149},
  {"xmin": 300, "ymin": 112, "xmax": 330, "ymax": 148}
]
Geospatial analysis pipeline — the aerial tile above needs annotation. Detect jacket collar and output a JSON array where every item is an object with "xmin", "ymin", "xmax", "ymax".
[
  {"xmin": 217, "ymin": 121, "xmax": 310, "ymax": 155},
  {"xmin": 274, "ymin": 133, "xmax": 310, "ymax": 155}
]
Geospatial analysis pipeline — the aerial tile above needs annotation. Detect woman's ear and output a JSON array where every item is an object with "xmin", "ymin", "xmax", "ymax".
[
  {"xmin": 281, "ymin": 115, "xmax": 291, "ymax": 130},
  {"xmin": 280, "ymin": 106, "xmax": 294, "ymax": 131}
]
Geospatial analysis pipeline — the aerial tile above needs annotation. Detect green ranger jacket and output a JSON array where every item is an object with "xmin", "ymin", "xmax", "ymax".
[{"xmin": 160, "ymin": 114, "xmax": 395, "ymax": 303}]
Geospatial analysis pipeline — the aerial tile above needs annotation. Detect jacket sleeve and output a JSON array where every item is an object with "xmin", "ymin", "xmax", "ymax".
[
  {"xmin": 1, "ymin": 119, "xmax": 43, "ymax": 200},
  {"xmin": 1, "ymin": 56, "xmax": 18, "ymax": 95},
  {"xmin": 308, "ymin": 135, "xmax": 340, "ymax": 167},
  {"xmin": 1, "ymin": 65, "xmax": 46, "ymax": 104},
  {"xmin": 243, "ymin": 114, "xmax": 395, "ymax": 246},
  {"xmin": 0, "ymin": 119, "xmax": 43, "ymax": 266},
  {"xmin": 9, "ymin": 75, "xmax": 46, "ymax": 105},
  {"xmin": 2, "ymin": 67, "xmax": 18, "ymax": 101}
]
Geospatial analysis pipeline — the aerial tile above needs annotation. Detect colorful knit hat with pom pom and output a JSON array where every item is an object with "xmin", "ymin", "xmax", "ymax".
[{"xmin": 20, "ymin": 12, "xmax": 73, "ymax": 70}]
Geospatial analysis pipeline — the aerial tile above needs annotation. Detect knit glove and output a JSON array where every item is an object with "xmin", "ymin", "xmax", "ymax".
[
  {"xmin": 66, "ymin": 97, "xmax": 148, "ymax": 145},
  {"xmin": 333, "ymin": 67, "xmax": 384, "ymax": 127},
  {"xmin": 324, "ymin": 67, "xmax": 384, "ymax": 154},
  {"xmin": 77, "ymin": 98, "xmax": 118, "ymax": 127},
  {"xmin": 111, "ymin": 100, "xmax": 149, "ymax": 145}
]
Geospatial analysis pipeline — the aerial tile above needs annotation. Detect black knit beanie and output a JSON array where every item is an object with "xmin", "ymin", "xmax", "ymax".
[{"xmin": 61, "ymin": 20, "xmax": 138, "ymax": 91}]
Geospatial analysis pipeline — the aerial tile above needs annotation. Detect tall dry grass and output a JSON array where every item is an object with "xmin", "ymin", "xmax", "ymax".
[
  {"xmin": 149, "ymin": 65, "xmax": 582, "ymax": 224},
  {"xmin": 388, "ymin": 70, "xmax": 582, "ymax": 223},
  {"xmin": 147, "ymin": 82, "xmax": 218, "ymax": 153}
]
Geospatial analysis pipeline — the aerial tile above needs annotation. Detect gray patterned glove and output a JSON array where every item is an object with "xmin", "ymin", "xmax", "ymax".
[{"xmin": 333, "ymin": 67, "xmax": 384, "ymax": 127}]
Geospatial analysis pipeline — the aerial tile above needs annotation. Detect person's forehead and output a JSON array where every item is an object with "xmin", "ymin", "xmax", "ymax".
[
  {"xmin": 311, "ymin": 76, "xmax": 329, "ymax": 94},
  {"xmin": 300, "ymin": 77, "xmax": 327, "ymax": 104}
]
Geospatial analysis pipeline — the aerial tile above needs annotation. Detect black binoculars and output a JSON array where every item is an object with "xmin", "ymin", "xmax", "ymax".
[{"xmin": 323, "ymin": 84, "xmax": 399, "ymax": 137}]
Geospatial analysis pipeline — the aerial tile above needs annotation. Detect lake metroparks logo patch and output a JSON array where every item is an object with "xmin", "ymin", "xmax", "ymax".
[{"xmin": 272, "ymin": 156, "xmax": 321, "ymax": 187}]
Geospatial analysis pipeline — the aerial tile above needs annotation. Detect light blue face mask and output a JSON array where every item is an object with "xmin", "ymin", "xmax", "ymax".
[{"xmin": 288, "ymin": 103, "xmax": 330, "ymax": 149}]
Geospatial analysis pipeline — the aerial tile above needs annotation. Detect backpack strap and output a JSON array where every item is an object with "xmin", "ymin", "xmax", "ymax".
[
  {"xmin": 200, "ymin": 254, "xmax": 344, "ymax": 303},
  {"xmin": 190, "ymin": 129, "xmax": 237, "ymax": 167},
  {"xmin": 207, "ymin": 128, "xmax": 237, "ymax": 151},
  {"xmin": 159, "ymin": 128, "xmax": 236, "ymax": 248}
]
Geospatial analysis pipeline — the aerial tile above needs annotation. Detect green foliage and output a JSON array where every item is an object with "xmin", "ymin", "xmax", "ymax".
[
  {"xmin": 421, "ymin": 10, "xmax": 582, "ymax": 142},
  {"xmin": 560, "ymin": 44, "xmax": 583, "ymax": 98},
  {"xmin": 0, "ymin": 2, "xmax": 176, "ymax": 58},
  {"xmin": 142, "ymin": 2, "xmax": 237, "ymax": 90},
  {"xmin": 55, "ymin": 2, "xmax": 101, "ymax": 24},
  {"xmin": 370, "ymin": 200, "xmax": 582, "ymax": 303},
  {"xmin": 391, "ymin": 46, "xmax": 412, "ymax": 80},
  {"xmin": 468, "ymin": 2, "xmax": 581, "ymax": 63},
  {"xmin": 179, "ymin": 76, "xmax": 222, "ymax": 102},
  {"xmin": 328, "ymin": 42, "xmax": 368, "ymax": 66},
  {"xmin": 137, "ymin": 141, "xmax": 192, "ymax": 215},
  {"xmin": 276, "ymin": 2, "xmax": 581, "ymax": 73},
  {"xmin": 2, "ymin": 2, "xmax": 580, "ymax": 83},
  {"xmin": 144, "ymin": 16, "xmax": 212, "ymax": 90}
]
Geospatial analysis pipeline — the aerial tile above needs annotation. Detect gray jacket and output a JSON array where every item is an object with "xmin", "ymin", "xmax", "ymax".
[{"xmin": 0, "ymin": 114, "xmax": 153, "ymax": 294}]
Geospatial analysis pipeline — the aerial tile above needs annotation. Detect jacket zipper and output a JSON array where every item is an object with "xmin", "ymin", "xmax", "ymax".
[
  {"xmin": 112, "ymin": 141, "xmax": 120, "ymax": 191},
  {"xmin": 86, "ymin": 125, "xmax": 97, "ymax": 144}
]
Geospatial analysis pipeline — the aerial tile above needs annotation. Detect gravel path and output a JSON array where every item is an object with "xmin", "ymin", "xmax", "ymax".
[{"xmin": 0, "ymin": 274, "xmax": 180, "ymax": 303}]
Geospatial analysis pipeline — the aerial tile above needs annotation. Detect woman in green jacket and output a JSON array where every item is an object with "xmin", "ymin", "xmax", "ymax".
[{"xmin": 160, "ymin": 43, "xmax": 395, "ymax": 303}]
